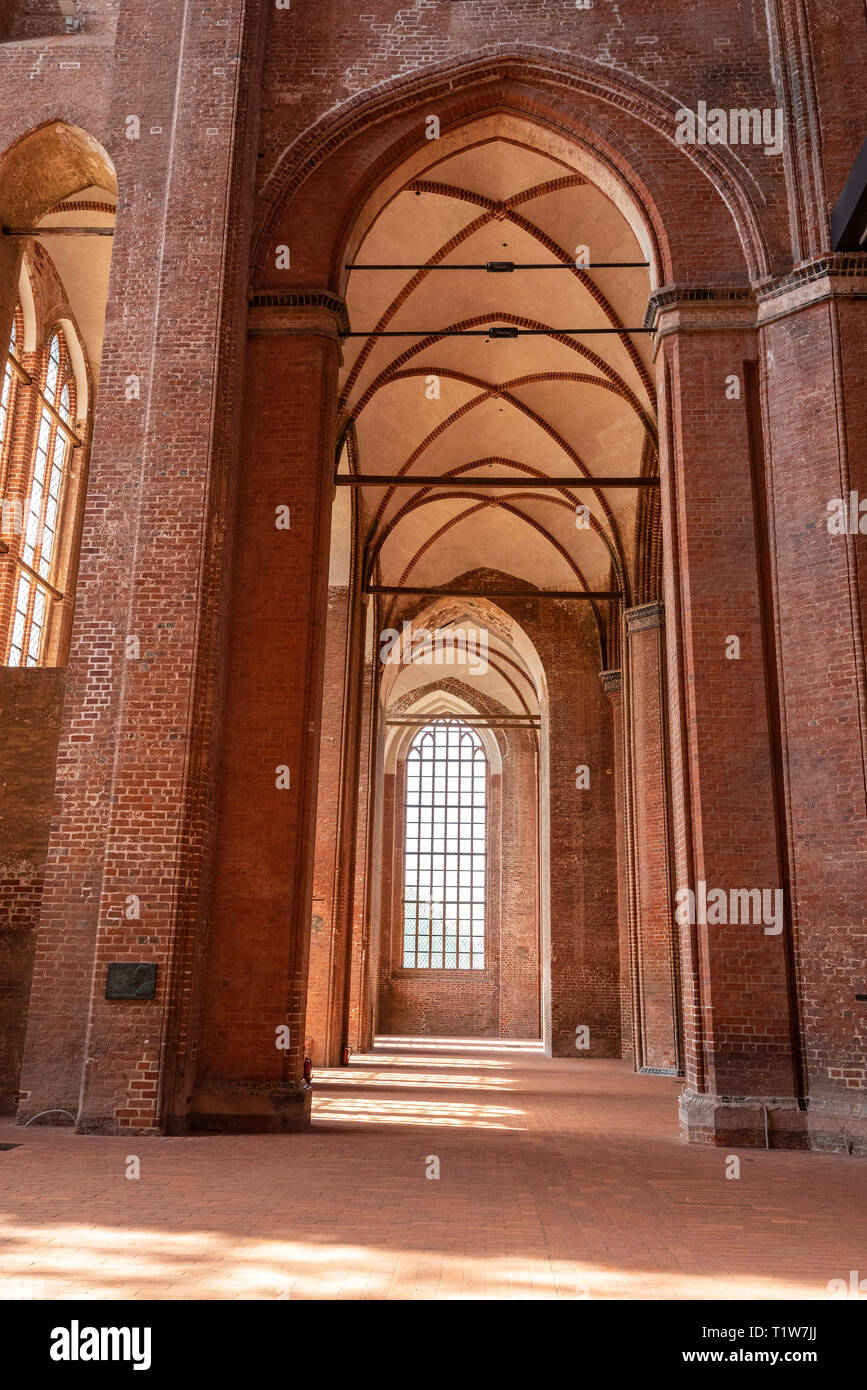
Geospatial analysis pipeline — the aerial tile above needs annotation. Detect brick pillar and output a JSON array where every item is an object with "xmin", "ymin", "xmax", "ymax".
[
  {"xmin": 653, "ymin": 290, "xmax": 805, "ymax": 1147},
  {"xmin": 498, "ymin": 729, "xmax": 541, "ymax": 1039},
  {"xmin": 543, "ymin": 604, "xmax": 620, "ymax": 1058},
  {"xmin": 16, "ymin": 0, "xmax": 266, "ymax": 1135},
  {"xmin": 347, "ymin": 630, "xmax": 377, "ymax": 1054},
  {"xmin": 757, "ymin": 257, "xmax": 867, "ymax": 1151},
  {"xmin": 189, "ymin": 294, "xmax": 343, "ymax": 1131},
  {"xmin": 601, "ymin": 668, "xmax": 633, "ymax": 1063},
  {"xmin": 625, "ymin": 602, "xmax": 680, "ymax": 1073},
  {"xmin": 309, "ymin": 577, "xmax": 374, "ymax": 1066},
  {"xmin": 307, "ymin": 582, "xmax": 351, "ymax": 1067},
  {"xmin": 325, "ymin": 584, "xmax": 368, "ymax": 1066}
]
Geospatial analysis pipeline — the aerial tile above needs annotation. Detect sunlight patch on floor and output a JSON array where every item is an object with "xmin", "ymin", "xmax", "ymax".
[
  {"xmin": 356, "ymin": 1053, "xmax": 514, "ymax": 1069},
  {"xmin": 0, "ymin": 1218, "xmax": 831, "ymax": 1301},
  {"xmin": 374, "ymin": 1036, "xmax": 544, "ymax": 1053},
  {"xmin": 312, "ymin": 1095, "xmax": 524, "ymax": 1129},
  {"xmin": 312, "ymin": 1069, "xmax": 517, "ymax": 1090}
]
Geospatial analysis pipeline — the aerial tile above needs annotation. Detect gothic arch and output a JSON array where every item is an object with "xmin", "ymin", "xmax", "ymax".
[{"xmin": 253, "ymin": 49, "xmax": 773, "ymax": 289}]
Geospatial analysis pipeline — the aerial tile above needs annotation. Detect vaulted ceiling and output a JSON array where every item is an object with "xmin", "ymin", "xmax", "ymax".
[{"xmin": 337, "ymin": 127, "xmax": 658, "ymax": 609}]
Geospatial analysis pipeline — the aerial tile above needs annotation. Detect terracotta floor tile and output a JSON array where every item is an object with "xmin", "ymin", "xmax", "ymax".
[{"xmin": 0, "ymin": 1040, "xmax": 863, "ymax": 1300}]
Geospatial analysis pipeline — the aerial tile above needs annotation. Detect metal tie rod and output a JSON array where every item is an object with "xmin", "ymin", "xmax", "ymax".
[
  {"xmin": 336, "ymin": 475, "xmax": 660, "ymax": 489},
  {"xmin": 341, "ymin": 326, "xmax": 653, "ymax": 337},
  {"xmin": 386, "ymin": 716, "xmax": 541, "ymax": 727},
  {"xmin": 367, "ymin": 585, "xmax": 620, "ymax": 600},
  {"xmin": 345, "ymin": 260, "xmax": 649, "ymax": 271},
  {"xmin": 2, "ymin": 226, "xmax": 114, "ymax": 237}
]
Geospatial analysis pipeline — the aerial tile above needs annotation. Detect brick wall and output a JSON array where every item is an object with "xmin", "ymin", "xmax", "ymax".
[
  {"xmin": 0, "ymin": 667, "xmax": 64, "ymax": 1111},
  {"xmin": 3, "ymin": 0, "xmax": 864, "ymax": 1149},
  {"xmin": 760, "ymin": 281, "xmax": 867, "ymax": 1148},
  {"xmin": 308, "ymin": 584, "xmax": 351, "ymax": 1065}
]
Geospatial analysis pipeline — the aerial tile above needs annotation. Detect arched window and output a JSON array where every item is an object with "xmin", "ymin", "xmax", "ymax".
[
  {"xmin": 402, "ymin": 718, "xmax": 487, "ymax": 969},
  {"xmin": 8, "ymin": 327, "xmax": 76, "ymax": 666},
  {"xmin": 0, "ymin": 313, "xmax": 19, "ymax": 458}
]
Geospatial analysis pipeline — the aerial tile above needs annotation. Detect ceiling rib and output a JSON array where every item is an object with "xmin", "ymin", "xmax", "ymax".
[
  {"xmin": 337, "ymin": 475, "xmax": 659, "ymax": 489},
  {"xmin": 367, "ymin": 585, "xmax": 620, "ymax": 599}
]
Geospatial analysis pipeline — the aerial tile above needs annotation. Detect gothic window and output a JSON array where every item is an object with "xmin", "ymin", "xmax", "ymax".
[
  {"xmin": 8, "ymin": 327, "xmax": 76, "ymax": 666},
  {"xmin": 0, "ymin": 311, "xmax": 19, "ymax": 460},
  {"xmin": 402, "ymin": 718, "xmax": 487, "ymax": 970}
]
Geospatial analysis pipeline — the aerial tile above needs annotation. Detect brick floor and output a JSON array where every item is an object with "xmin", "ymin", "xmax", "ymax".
[{"xmin": 0, "ymin": 1039, "xmax": 864, "ymax": 1300}]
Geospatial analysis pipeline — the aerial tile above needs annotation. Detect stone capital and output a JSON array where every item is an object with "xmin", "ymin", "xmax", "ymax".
[
  {"xmin": 248, "ymin": 289, "xmax": 349, "ymax": 348},
  {"xmin": 599, "ymin": 668, "xmax": 622, "ymax": 695},
  {"xmin": 644, "ymin": 285, "xmax": 756, "ymax": 358},
  {"xmin": 625, "ymin": 601, "xmax": 665, "ymax": 634},
  {"xmin": 756, "ymin": 253, "xmax": 867, "ymax": 327}
]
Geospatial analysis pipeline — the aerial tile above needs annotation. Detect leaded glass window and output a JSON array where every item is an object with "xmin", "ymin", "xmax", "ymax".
[
  {"xmin": 402, "ymin": 719, "xmax": 487, "ymax": 970},
  {"xmin": 0, "ymin": 316, "xmax": 17, "ymax": 453},
  {"xmin": 7, "ymin": 328, "xmax": 75, "ymax": 666}
]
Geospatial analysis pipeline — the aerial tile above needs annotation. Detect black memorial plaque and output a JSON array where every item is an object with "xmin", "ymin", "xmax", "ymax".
[{"xmin": 105, "ymin": 962, "xmax": 157, "ymax": 999}]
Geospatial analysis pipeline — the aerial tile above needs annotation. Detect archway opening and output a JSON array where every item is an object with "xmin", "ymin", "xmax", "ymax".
[{"xmin": 309, "ymin": 111, "xmax": 659, "ymax": 1066}]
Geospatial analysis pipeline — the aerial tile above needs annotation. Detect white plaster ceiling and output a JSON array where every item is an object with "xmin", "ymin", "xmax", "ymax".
[{"xmin": 33, "ymin": 184, "xmax": 116, "ymax": 385}]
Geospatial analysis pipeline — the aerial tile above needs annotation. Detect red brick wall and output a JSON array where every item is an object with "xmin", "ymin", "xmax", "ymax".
[
  {"xmin": 498, "ymin": 729, "xmax": 541, "ymax": 1038},
  {"xmin": 307, "ymin": 584, "xmax": 351, "ymax": 1065},
  {"xmin": 658, "ymin": 311, "xmax": 806, "ymax": 1145},
  {"xmin": 15, "ymin": 0, "xmax": 272, "ymax": 1133},
  {"xmin": 191, "ymin": 320, "xmax": 339, "ymax": 1131},
  {"xmin": 0, "ymin": 668, "xmax": 64, "ymax": 1111},
  {"xmin": 605, "ymin": 675, "xmax": 635, "ymax": 1064},
  {"xmin": 4, "ymin": 0, "xmax": 864, "ymax": 1150},
  {"xmin": 760, "ymin": 281, "xmax": 867, "ymax": 1147},
  {"xmin": 626, "ymin": 606, "xmax": 679, "ymax": 1072},
  {"xmin": 347, "ymin": 645, "xmax": 377, "ymax": 1052},
  {"xmin": 531, "ymin": 599, "xmax": 621, "ymax": 1058}
]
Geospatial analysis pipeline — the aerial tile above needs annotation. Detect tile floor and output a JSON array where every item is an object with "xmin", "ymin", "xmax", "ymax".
[{"xmin": 1, "ymin": 1039, "xmax": 863, "ymax": 1300}]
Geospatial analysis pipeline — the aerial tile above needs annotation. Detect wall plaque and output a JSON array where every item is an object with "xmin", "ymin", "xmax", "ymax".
[{"xmin": 105, "ymin": 963, "xmax": 157, "ymax": 999}]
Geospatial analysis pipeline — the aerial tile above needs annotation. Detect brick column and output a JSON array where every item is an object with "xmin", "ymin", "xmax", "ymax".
[
  {"xmin": 346, "ymin": 629, "xmax": 377, "ymax": 1054},
  {"xmin": 601, "ymin": 668, "xmax": 633, "ymax": 1062},
  {"xmin": 325, "ymin": 583, "xmax": 369, "ymax": 1066},
  {"xmin": 624, "ymin": 602, "xmax": 679, "ymax": 1073},
  {"xmin": 189, "ymin": 294, "xmax": 343, "ymax": 1131},
  {"xmin": 501, "ymin": 729, "xmax": 542, "ymax": 1039},
  {"xmin": 543, "ymin": 605, "xmax": 620, "ymax": 1058},
  {"xmin": 757, "ymin": 257, "xmax": 867, "ymax": 1152},
  {"xmin": 307, "ymin": 581, "xmax": 352, "ymax": 1067},
  {"xmin": 653, "ymin": 290, "xmax": 805, "ymax": 1147},
  {"xmin": 16, "ymin": 0, "xmax": 266, "ymax": 1135}
]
